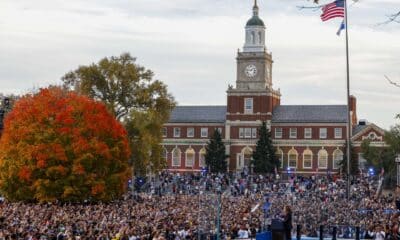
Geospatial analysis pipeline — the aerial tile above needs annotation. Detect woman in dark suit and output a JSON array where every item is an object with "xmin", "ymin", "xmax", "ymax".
[{"xmin": 283, "ymin": 205, "xmax": 292, "ymax": 240}]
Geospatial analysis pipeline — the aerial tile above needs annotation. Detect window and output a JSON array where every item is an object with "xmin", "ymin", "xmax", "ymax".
[
  {"xmin": 318, "ymin": 149, "xmax": 328, "ymax": 169},
  {"xmin": 333, "ymin": 149, "xmax": 343, "ymax": 169},
  {"xmin": 304, "ymin": 128, "xmax": 312, "ymax": 139},
  {"xmin": 199, "ymin": 148, "xmax": 206, "ymax": 167},
  {"xmin": 187, "ymin": 128, "xmax": 194, "ymax": 138},
  {"xmin": 303, "ymin": 149, "xmax": 313, "ymax": 169},
  {"xmin": 258, "ymin": 31, "xmax": 262, "ymax": 44},
  {"xmin": 185, "ymin": 148, "xmax": 195, "ymax": 167},
  {"xmin": 173, "ymin": 128, "xmax": 181, "ymax": 138},
  {"xmin": 334, "ymin": 128, "xmax": 342, "ymax": 139},
  {"xmin": 288, "ymin": 149, "xmax": 298, "ymax": 169},
  {"xmin": 276, "ymin": 149, "xmax": 284, "ymax": 168},
  {"xmin": 239, "ymin": 128, "xmax": 244, "ymax": 138},
  {"xmin": 319, "ymin": 128, "xmax": 327, "ymax": 139},
  {"xmin": 201, "ymin": 128, "xmax": 208, "ymax": 138},
  {"xmin": 290, "ymin": 128, "xmax": 297, "ymax": 139},
  {"xmin": 251, "ymin": 31, "xmax": 255, "ymax": 44},
  {"xmin": 244, "ymin": 128, "xmax": 252, "ymax": 138},
  {"xmin": 172, "ymin": 148, "xmax": 181, "ymax": 167},
  {"xmin": 244, "ymin": 98, "xmax": 253, "ymax": 114},
  {"xmin": 162, "ymin": 127, "xmax": 167, "ymax": 137},
  {"xmin": 162, "ymin": 148, "xmax": 167, "ymax": 162},
  {"xmin": 275, "ymin": 128, "xmax": 283, "ymax": 139},
  {"xmin": 251, "ymin": 128, "xmax": 257, "ymax": 138}
]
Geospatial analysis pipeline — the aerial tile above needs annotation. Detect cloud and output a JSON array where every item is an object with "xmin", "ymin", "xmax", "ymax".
[{"xmin": 0, "ymin": 0, "xmax": 399, "ymax": 129}]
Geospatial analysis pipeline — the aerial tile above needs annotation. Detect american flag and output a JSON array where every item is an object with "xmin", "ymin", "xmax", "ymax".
[{"xmin": 321, "ymin": 0, "xmax": 345, "ymax": 22}]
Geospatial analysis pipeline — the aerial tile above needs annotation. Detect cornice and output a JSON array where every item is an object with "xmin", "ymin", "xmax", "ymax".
[
  {"xmin": 164, "ymin": 123, "xmax": 225, "ymax": 126},
  {"xmin": 272, "ymin": 123, "xmax": 347, "ymax": 127},
  {"xmin": 273, "ymin": 139, "xmax": 345, "ymax": 147}
]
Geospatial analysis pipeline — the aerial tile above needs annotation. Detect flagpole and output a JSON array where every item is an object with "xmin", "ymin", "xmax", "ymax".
[{"xmin": 344, "ymin": 0, "xmax": 352, "ymax": 200}]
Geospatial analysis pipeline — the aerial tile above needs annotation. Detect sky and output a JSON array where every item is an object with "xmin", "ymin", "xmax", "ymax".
[{"xmin": 0, "ymin": 0, "xmax": 399, "ymax": 129}]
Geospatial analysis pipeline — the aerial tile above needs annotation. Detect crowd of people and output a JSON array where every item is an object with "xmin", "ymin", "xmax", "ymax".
[{"xmin": 0, "ymin": 171, "xmax": 399, "ymax": 239}]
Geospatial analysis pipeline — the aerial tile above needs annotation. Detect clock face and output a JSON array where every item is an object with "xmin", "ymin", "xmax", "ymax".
[{"xmin": 245, "ymin": 64, "xmax": 257, "ymax": 78}]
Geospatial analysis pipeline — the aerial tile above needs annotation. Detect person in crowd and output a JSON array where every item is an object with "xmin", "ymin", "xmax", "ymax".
[{"xmin": 0, "ymin": 171, "xmax": 397, "ymax": 239}]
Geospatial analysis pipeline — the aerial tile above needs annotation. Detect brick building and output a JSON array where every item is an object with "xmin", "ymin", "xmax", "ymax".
[{"xmin": 161, "ymin": 1, "xmax": 385, "ymax": 174}]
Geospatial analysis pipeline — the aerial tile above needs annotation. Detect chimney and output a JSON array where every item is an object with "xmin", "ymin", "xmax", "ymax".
[{"xmin": 349, "ymin": 95, "xmax": 357, "ymax": 126}]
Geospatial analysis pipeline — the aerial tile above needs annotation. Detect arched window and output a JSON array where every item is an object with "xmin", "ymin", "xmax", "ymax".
[
  {"xmin": 333, "ymin": 149, "xmax": 343, "ymax": 169},
  {"xmin": 162, "ymin": 148, "xmax": 168, "ymax": 163},
  {"xmin": 172, "ymin": 147, "xmax": 181, "ymax": 167},
  {"xmin": 288, "ymin": 148, "xmax": 298, "ymax": 169},
  {"xmin": 258, "ymin": 31, "xmax": 262, "ymax": 44},
  {"xmin": 318, "ymin": 149, "xmax": 328, "ymax": 169},
  {"xmin": 242, "ymin": 147, "xmax": 253, "ymax": 168},
  {"xmin": 185, "ymin": 148, "xmax": 195, "ymax": 167},
  {"xmin": 251, "ymin": 31, "xmax": 255, "ymax": 44},
  {"xmin": 199, "ymin": 148, "xmax": 206, "ymax": 168},
  {"xmin": 303, "ymin": 149, "xmax": 313, "ymax": 169},
  {"xmin": 276, "ymin": 148, "xmax": 284, "ymax": 168}
]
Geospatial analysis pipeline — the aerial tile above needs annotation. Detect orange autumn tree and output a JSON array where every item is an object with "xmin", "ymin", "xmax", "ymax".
[{"xmin": 0, "ymin": 87, "xmax": 131, "ymax": 202}]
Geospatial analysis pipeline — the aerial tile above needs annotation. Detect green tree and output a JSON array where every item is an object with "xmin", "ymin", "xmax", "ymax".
[
  {"xmin": 340, "ymin": 141, "xmax": 359, "ymax": 176},
  {"xmin": 251, "ymin": 122, "xmax": 278, "ymax": 173},
  {"xmin": 61, "ymin": 53, "xmax": 175, "ymax": 175},
  {"xmin": 205, "ymin": 129, "xmax": 229, "ymax": 173}
]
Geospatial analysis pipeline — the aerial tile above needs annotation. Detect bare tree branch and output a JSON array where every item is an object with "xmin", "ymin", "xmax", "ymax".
[
  {"xmin": 377, "ymin": 11, "xmax": 400, "ymax": 25},
  {"xmin": 385, "ymin": 75, "xmax": 400, "ymax": 88}
]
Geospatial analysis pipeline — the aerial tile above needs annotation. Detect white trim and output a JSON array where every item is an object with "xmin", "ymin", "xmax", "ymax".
[
  {"xmin": 201, "ymin": 128, "xmax": 208, "ymax": 138},
  {"xmin": 165, "ymin": 123, "xmax": 225, "ymax": 127},
  {"xmin": 187, "ymin": 127, "xmax": 195, "ymax": 138},
  {"xmin": 317, "ymin": 149, "xmax": 328, "ymax": 169},
  {"xmin": 351, "ymin": 123, "xmax": 385, "ymax": 140},
  {"xmin": 334, "ymin": 128, "xmax": 342, "ymax": 139},
  {"xmin": 272, "ymin": 123, "xmax": 347, "ymax": 127},
  {"xmin": 319, "ymin": 128, "xmax": 327, "ymax": 139},
  {"xmin": 275, "ymin": 128, "xmax": 283, "ymax": 139},
  {"xmin": 332, "ymin": 148, "xmax": 343, "ymax": 170},
  {"xmin": 304, "ymin": 128, "xmax": 312, "ymax": 139},
  {"xmin": 289, "ymin": 128, "xmax": 297, "ymax": 139},
  {"xmin": 199, "ymin": 148, "xmax": 206, "ymax": 168},
  {"xmin": 288, "ymin": 148, "xmax": 298, "ymax": 169},
  {"xmin": 244, "ymin": 98, "xmax": 254, "ymax": 114},
  {"xmin": 172, "ymin": 147, "xmax": 181, "ymax": 167},
  {"xmin": 173, "ymin": 127, "xmax": 181, "ymax": 138},
  {"xmin": 302, "ymin": 149, "xmax": 313, "ymax": 169},
  {"xmin": 185, "ymin": 148, "xmax": 195, "ymax": 167}
]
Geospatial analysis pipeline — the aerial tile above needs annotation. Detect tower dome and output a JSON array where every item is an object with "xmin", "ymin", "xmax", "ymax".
[
  {"xmin": 243, "ymin": 0, "xmax": 266, "ymax": 52},
  {"xmin": 246, "ymin": 0, "xmax": 265, "ymax": 27}
]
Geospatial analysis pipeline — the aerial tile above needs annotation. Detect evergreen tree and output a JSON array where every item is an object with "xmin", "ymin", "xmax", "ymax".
[
  {"xmin": 252, "ymin": 122, "xmax": 279, "ymax": 173},
  {"xmin": 205, "ymin": 129, "xmax": 228, "ymax": 173},
  {"xmin": 340, "ymin": 141, "xmax": 359, "ymax": 176}
]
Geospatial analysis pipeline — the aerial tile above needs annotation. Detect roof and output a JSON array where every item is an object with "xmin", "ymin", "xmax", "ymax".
[
  {"xmin": 246, "ymin": 16, "xmax": 265, "ymax": 27},
  {"xmin": 353, "ymin": 124, "xmax": 369, "ymax": 136},
  {"xmin": 169, "ymin": 106, "xmax": 226, "ymax": 123},
  {"xmin": 272, "ymin": 105, "xmax": 347, "ymax": 123}
]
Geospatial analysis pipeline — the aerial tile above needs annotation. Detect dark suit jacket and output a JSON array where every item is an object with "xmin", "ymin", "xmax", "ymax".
[{"xmin": 283, "ymin": 213, "xmax": 292, "ymax": 230}]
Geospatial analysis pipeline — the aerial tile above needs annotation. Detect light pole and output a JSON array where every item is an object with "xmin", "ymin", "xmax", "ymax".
[{"xmin": 395, "ymin": 154, "xmax": 400, "ymax": 188}]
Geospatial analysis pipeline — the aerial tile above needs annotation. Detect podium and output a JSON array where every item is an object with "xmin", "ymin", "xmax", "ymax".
[
  {"xmin": 256, "ymin": 232, "xmax": 272, "ymax": 240},
  {"xmin": 271, "ymin": 219, "xmax": 285, "ymax": 240}
]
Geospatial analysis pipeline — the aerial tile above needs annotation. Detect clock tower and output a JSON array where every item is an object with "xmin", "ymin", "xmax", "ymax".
[
  {"xmin": 236, "ymin": 0, "xmax": 273, "ymax": 90},
  {"xmin": 226, "ymin": 0, "xmax": 281, "ymax": 122}
]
